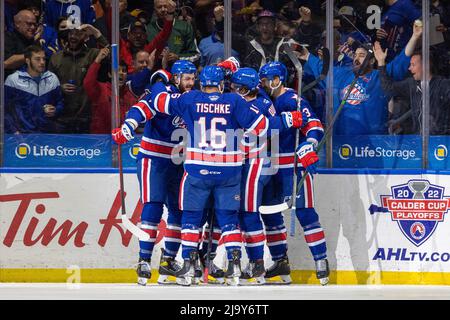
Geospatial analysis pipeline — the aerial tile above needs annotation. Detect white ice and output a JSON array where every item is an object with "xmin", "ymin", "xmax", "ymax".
[{"xmin": 1, "ymin": 283, "xmax": 450, "ymax": 300}]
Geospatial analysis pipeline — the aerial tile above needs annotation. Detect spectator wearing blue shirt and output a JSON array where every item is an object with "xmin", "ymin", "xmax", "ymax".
[
  {"xmin": 198, "ymin": 6, "xmax": 240, "ymax": 67},
  {"xmin": 43, "ymin": 0, "xmax": 96, "ymax": 30},
  {"xmin": 300, "ymin": 22, "xmax": 423, "ymax": 136},
  {"xmin": 5, "ymin": 45, "xmax": 64, "ymax": 134},
  {"xmin": 376, "ymin": 0, "xmax": 421, "ymax": 61}
]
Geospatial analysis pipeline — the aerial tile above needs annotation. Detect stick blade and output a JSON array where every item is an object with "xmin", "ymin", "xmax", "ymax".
[
  {"xmin": 121, "ymin": 214, "xmax": 150, "ymax": 241},
  {"xmin": 258, "ymin": 202, "xmax": 290, "ymax": 214}
]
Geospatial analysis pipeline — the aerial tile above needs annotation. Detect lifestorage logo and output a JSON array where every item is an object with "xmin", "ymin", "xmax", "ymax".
[
  {"xmin": 15, "ymin": 143, "xmax": 31, "ymax": 159},
  {"xmin": 369, "ymin": 179, "xmax": 450, "ymax": 247},
  {"xmin": 434, "ymin": 144, "xmax": 448, "ymax": 161},
  {"xmin": 15, "ymin": 145, "xmax": 101, "ymax": 159},
  {"xmin": 333, "ymin": 135, "xmax": 422, "ymax": 168},
  {"xmin": 338, "ymin": 144, "xmax": 352, "ymax": 160},
  {"xmin": 5, "ymin": 134, "xmax": 112, "ymax": 167}
]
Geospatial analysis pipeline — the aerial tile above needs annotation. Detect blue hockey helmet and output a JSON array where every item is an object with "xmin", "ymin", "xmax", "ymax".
[
  {"xmin": 170, "ymin": 60, "xmax": 197, "ymax": 75},
  {"xmin": 230, "ymin": 67, "xmax": 259, "ymax": 91},
  {"xmin": 199, "ymin": 65, "xmax": 225, "ymax": 87},
  {"xmin": 258, "ymin": 61, "xmax": 288, "ymax": 83}
]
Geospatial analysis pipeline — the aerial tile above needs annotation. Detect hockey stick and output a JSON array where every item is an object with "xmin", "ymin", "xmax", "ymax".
[
  {"xmin": 112, "ymin": 44, "xmax": 150, "ymax": 241},
  {"xmin": 280, "ymin": 44, "xmax": 303, "ymax": 237},
  {"xmin": 203, "ymin": 209, "xmax": 215, "ymax": 284},
  {"xmin": 259, "ymin": 48, "xmax": 373, "ymax": 214},
  {"xmin": 301, "ymin": 47, "xmax": 330, "ymax": 94}
]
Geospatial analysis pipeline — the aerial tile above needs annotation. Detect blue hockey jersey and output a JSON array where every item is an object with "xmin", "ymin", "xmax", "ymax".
[
  {"xmin": 126, "ymin": 81, "xmax": 186, "ymax": 162},
  {"xmin": 272, "ymin": 88, "xmax": 324, "ymax": 169},
  {"xmin": 153, "ymin": 90, "xmax": 271, "ymax": 179}
]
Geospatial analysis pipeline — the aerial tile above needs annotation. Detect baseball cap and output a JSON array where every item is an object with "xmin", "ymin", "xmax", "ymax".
[
  {"xmin": 256, "ymin": 10, "xmax": 276, "ymax": 21},
  {"xmin": 128, "ymin": 20, "xmax": 147, "ymax": 33},
  {"xmin": 338, "ymin": 6, "xmax": 355, "ymax": 17}
]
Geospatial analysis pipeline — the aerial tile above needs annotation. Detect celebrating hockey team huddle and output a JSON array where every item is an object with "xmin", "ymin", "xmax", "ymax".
[{"xmin": 112, "ymin": 56, "xmax": 329, "ymax": 287}]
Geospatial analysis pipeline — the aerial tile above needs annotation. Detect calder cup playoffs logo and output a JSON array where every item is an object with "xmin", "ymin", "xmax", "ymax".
[{"xmin": 369, "ymin": 180, "xmax": 450, "ymax": 246}]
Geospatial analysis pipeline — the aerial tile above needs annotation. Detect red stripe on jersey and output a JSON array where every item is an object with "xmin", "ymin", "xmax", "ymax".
[
  {"xmin": 165, "ymin": 229, "xmax": 181, "ymax": 239},
  {"xmin": 133, "ymin": 101, "xmax": 154, "ymax": 120},
  {"xmin": 278, "ymin": 155, "xmax": 295, "ymax": 165},
  {"xmin": 142, "ymin": 158, "xmax": 150, "ymax": 203},
  {"xmin": 266, "ymin": 232, "xmax": 287, "ymax": 243},
  {"xmin": 140, "ymin": 140, "xmax": 174, "ymax": 155},
  {"xmin": 246, "ymin": 159, "xmax": 262, "ymax": 212},
  {"xmin": 244, "ymin": 233, "xmax": 266, "ymax": 244},
  {"xmin": 305, "ymin": 173, "xmax": 314, "ymax": 207},
  {"xmin": 301, "ymin": 120, "xmax": 323, "ymax": 136},
  {"xmin": 156, "ymin": 92, "xmax": 169, "ymax": 113},
  {"xmin": 187, "ymin": 151, "xmax": 243, "ymax": 163},
  {"xmin": 222, "ymin": 232, "xmax": 242, "ymax": 244},
  {"xmin": 181, "ymin": 232, "xmax": 200, "ymax": 243},
  {"xmin": 249, "ymin": 116, "xmax": 268, "ymax": 136},
  {"xmin": 304, "ymin": 230, "xmax": 325, "ymax": 244},
  {"xmin": 178, "ymin": 171, "xmax": 188, "ymax": 210}
]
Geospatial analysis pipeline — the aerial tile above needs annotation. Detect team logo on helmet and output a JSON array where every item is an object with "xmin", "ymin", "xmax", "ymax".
[
  {"xmin": 199, "ymin": 66, "xmax": 224, "ymax": 87},
  {"xmin": 369, "ymin": 179, "xmax": 450, "ymax": 246}
]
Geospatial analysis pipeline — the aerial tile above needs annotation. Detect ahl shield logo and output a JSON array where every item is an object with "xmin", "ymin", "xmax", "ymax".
[{"xmin": 369, "ymin": 179, "xmax": 450, "ymax": 247}]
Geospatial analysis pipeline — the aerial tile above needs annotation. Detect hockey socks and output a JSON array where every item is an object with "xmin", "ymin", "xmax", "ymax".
[
  {"xmin": 296, "ymin": 208, "xmax": 327, "ymax": 260},
  {"xmin": 239, "ymin": 211, "xmax": 265, "ymax": 261},
  {"xmin": 181, "ymin": 210, "xmax": 203, "ymax": 259},
  {"xmin": 261, "ymin": 213, "xmax": 288, "ymax": 261},
  {"xmin": 215, "ymin": 209, "xmax": 242, "ymax": 261},
  {"xmin": 139, "ymin": 202, "xmax": 164, "ymax": 260},
  {"xmin": 163, "ymin": 209, "xmax": 182, "ymax": 258}
]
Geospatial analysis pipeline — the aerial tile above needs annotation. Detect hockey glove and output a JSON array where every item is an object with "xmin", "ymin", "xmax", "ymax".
[
  {"xmin": 111, "ymin": 120, "xmax": 135, "ymax": 145},
  {"xmin": 217, "ymin": 56, "xmax": 240, "ymax": 73},
  {"xmin": 296, "ymin": 142, "xmax": 319, "ymax": 174},
  {"xmin": 281, "ymin": 111, "xmax": 305, "ymax": 129}
]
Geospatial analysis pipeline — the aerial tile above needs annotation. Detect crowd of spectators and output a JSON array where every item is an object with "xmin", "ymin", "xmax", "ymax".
[{"xmin": 2, "ymin": 0, "xmax": 450, "ymax": 136}]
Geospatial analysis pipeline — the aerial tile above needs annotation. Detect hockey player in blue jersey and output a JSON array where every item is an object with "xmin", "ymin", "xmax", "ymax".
[
  {"xmin": 147, "ymin": 65, "xmax": 304, "ymax": 286},
  {"xmin": 259, "ymin": 61, "xmax": 330, "ymax": 285},
  {"xmin": 112, "ymin": 60, "xmax": 196, "ymax": 286},
  {"xmin": 229, "ymin": 67, "xmax": 287, "ymax": 285}
]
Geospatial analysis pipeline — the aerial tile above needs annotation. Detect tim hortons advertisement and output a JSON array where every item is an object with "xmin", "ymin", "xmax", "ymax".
[{"xmin": 1, "ymin": 173, "xmax": 450, "ymax": 284}]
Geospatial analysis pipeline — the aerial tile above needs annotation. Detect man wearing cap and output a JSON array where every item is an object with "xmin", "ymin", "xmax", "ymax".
[
  {"xmin": 48, "ymin": 23, "xmax": 109, "ymax": 133},
  {"xmin": 104, "ymin": 1, "xmax": 175, "ymax": 73},
  {"xmin": 146, "ymin": 0, "xmax": 201, "ymax": 65},
  {"xmin": 241, "ymin": 10, "xmax": 295, "ymax": 85}
]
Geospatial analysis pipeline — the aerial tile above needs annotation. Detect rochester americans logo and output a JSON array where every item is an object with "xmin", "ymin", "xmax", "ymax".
[
  {"xmin": 341, "ymin": 82, "xmax": 370, "ymax": 105},
  {"xmin": 369, "ymin": 179, "xmax": 450, "ymax": 247}
]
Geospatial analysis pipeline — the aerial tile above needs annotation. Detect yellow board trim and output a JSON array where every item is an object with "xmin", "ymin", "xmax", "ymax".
[{"xmin": 2, "ymin": 269, "xmax": 450, "ymax": 285}]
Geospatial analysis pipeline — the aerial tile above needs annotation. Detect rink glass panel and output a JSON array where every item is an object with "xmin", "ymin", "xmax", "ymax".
[{"xmin": 1, "ymin": 0, "xmax": 449, "ymax": 170}]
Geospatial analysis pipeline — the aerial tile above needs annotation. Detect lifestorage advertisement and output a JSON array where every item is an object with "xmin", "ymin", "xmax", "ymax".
[{"xmin": 1, "ymin": 172, "xmax": 450, "ymax": 284}]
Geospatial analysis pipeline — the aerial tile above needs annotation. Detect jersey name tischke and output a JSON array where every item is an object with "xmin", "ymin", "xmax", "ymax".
[{"xmin": 196, "ymin": 103, "xmax": 231, "ymax": 114}]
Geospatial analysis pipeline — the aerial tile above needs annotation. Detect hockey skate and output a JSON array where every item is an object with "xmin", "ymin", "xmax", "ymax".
[
  {"xmin": 239, "ymin": 259, "xmax": 266, "ymax": 285},
  {"xmin": 136, "ymin": 258, "xmax": 151, "ymax": 286},
  {"xmin": 176, "ymin": 250, "xmax": 198, "ymax": 286},
  {"xmin": 157, "ymin": 249, "xmax": 182, "ymax": 285},
  {"xmin": 201, "ymin": 253, "xmax": 225, "ymax": 284},
  {"xmin": 264, "ymin": 256, "xmax": 292, "ymax": 285},
  {"xmin": 193, "ymin": 255, "xmax": 203, "ymax": 285},
  {"xmin": 315, "ymin": 258, "xmax": 330, "ymax": 285},
  {"xmin": 224, "ymin": 249, "xmax": 241, "ymax": 286}
]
